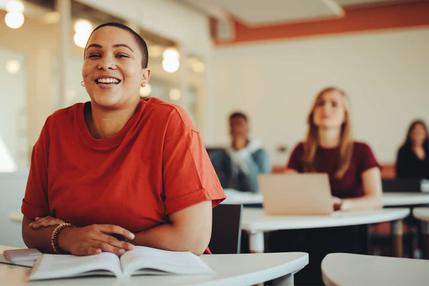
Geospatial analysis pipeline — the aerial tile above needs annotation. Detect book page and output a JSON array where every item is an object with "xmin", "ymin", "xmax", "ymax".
[
  {"xmin": 120, "ymin": 246, "xmax": 214, "ymax": 277},
  {"xmin": 29, "ymin": 252, "xmax": 122, "ymax": 280}
]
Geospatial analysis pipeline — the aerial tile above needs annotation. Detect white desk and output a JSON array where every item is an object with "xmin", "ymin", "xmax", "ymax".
[
  {"xmin": 383, "ymin": 192, "xmax": 429, "ymax": 207},
  {"xmin": 224, "ymin": 190, "xmax": 429, "ymax": 207},
  {"xmin": 413, "ymin": 207, "xmax": 429, "ymax": 222},
  {"xmin": 412, "ymin": 207, "xmax": 429, "ymax": 258},
  {"xmin": 321, "ymin": 252, "xmax": 429, "ymax": 286},
  {"xmin": 0, "ymin": 245, "xmax": 308, "ymax": 286},
  {"xmin": 222, "ymin": 189, "xmax": 263, "ymax": 205},
  {"xmin": 242, "ymin": 208, "xmax": 410, "ymax": 256}
]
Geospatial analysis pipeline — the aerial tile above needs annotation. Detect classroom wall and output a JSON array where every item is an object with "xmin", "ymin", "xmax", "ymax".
[
  {"xmin": 209, "ymin": 27, "xmax": 429, "ymax": 165},
  {"xmin": 0, "ymin": 13, "xmax": 58, "ymax": 166},
  {"xmin": 0, "ymin": 172, "xmax": 28, "ymax": 246}
]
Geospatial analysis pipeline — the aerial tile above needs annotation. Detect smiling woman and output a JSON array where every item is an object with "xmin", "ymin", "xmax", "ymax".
[{"xmin": 21, "ymin": 23, "xmax": 225, "ymax": 256}]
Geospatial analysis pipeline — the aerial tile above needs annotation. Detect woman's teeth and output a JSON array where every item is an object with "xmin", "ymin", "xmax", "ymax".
[{"xmin": 95, "ymin": 77, "xmax": 120, "ymax": 84}]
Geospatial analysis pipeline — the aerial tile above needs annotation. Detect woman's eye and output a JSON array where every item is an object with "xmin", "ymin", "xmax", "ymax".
[
  {"xmin": 88, "ymin": 54, "xmax": 100, "ymax": 59},
  {"xmin": 116, "ymin": 54, "xmax": 129, "ymax": 58}
]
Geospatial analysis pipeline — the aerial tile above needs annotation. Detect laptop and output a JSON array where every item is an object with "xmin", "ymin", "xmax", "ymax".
[{"xmin": 259, "ymin": 173, "xmax": 334, "ymax": 215}]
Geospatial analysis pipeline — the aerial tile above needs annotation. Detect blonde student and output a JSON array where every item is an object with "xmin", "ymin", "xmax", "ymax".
[{"xmin": 287, "ymin": 87, "xmax": 382, "ymax": 211}]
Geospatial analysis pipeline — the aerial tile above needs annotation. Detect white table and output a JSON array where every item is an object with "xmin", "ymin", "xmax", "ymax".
[
  {"xmin": 242, "ymin": 208, "xmax": 410, "ymax": 256},
  {"xmin": 413, "ymin": 207, "xmax": 429, "ymax": 258},
  {"xmin": 383, "ymin": 192, "xmax": 429, "ymax": 207},
  {"xmin": 224, "ymin": 190, "xmax": 429, "ymax": 207},
  {"xmin": 321, "ymin": 252, "xmax": 429, "ymax": 286},
  {"xmin": 0, "ymin": 245, "xmax": 308, "ymax": 286},
  {"xmin": 222, "ymin": 189, "xmax": 263, "ymax": 205}
]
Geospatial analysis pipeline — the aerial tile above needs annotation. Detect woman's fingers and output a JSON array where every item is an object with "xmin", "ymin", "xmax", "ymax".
[
  {"xmin": 54, "ymin": 224, "xmax": 136, "ymax": 256},
  {"xmin": 64, "ymin": 224, "xmax": 135, "ymax": 256},
  {"xmin": 84, "ymin": 247, "xmax": 102, "ymax": 256},
  {"xmin": 98, "ymin": 224, "xmax": 135, "ymax": 241},
  {"xmin": 97, "ymin": 233, "xmax": 134, "ymax": 250},
  {"xmin": 96, "ymin": 241, "xmax": 126, "ymax": 256}
]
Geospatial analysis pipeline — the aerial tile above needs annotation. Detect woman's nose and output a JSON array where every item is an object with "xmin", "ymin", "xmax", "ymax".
[{"xmin": 97, "ymin": 58, "xmax": 117, "ymax": 70}]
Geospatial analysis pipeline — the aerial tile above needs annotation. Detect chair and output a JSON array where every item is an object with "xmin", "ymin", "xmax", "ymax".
[
  {"xmin": 206, "ymin": 147, "xmax": 231, "ymax": 188},
  {"xmin": 321, "ymin": 253, "xmax": 429, "ymax": 286},
  {"xmin": 382, "ymin": 178, "xmax": 422, "ymax": 193},
  {"xmin": 209, "ymin": 204, "xmax": 242, "ymax": 254}
]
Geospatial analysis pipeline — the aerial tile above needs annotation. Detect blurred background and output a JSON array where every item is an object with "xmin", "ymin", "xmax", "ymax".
[{"xmin": 0, "ymin": 0, "xmax": 429, "ymax": 245}]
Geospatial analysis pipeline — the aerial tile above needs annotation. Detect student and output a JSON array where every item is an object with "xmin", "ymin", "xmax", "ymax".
[
  {"xmin": 271, "ymin": 87, "xmax": 382, "ymax": 285},
  {"xmin": 287, "ymin": 87, "xmax": 382, "ymax": 210},
  {"xmin": 210, "ymin": 112, "xmax": 270, "ymax": 193},
  {"xmin": 21, "ymin": 23, "xmax": 224, "ymax": 256},
  {"xmin": 396, "ymin": 120, "xmax": 429, "ymax": 179}
]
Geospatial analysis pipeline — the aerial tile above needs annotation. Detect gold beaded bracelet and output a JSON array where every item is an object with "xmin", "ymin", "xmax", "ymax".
[{"xmin": 50, "ymin": 223, "xmax": 72, "ymax": 254}]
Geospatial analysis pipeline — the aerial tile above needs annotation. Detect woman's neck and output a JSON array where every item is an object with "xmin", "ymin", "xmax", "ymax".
[
  {"xmin": 86, "ymin": 100, "xmax": 139, "ymax": 139},
  {"xmin": 318, "ymin": 128, "xmax": 341, "ymax": 148},
  {"xmin": 412, "ymin": 143, "xmax": 426, "ymax": 160}
]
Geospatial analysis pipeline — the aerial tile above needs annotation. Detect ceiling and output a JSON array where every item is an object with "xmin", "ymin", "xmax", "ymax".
[{"xmin": 179, "ymin": 0, "xmax": 417, "ymax": 26}]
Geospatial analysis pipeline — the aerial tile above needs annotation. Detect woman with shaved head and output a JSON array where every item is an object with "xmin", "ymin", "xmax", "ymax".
[{"xmin": 21, "ymin": 23, "xmax": 224, "ymax": 256}]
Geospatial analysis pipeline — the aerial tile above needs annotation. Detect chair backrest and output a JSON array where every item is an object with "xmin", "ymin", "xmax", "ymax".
[
  {"xmin": 209, "ymin": 204, "xmax": 242, "ymax": 254},
  {"xmin": 382, "ymin": 179, "xmax": 422, "ymax": 192},
  {"xmin": 206, "ymin": 147, "xmax": 231, "ymax": 187}
]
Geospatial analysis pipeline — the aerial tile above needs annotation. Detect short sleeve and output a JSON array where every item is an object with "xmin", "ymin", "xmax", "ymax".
[
  {"xmin": 21, "ymin": 119, "xmax": 51, "ymax": 219},
  {"xmin": 357, "ymin": 142, "xmax": 380, "ymax": 173},
  {"xmin": 287, "ymin": 143, "xmax": 305, "ymax": 172},
  {"xmin": 162, "ymin": 108, "xmax": 225, "ymax": 215}
]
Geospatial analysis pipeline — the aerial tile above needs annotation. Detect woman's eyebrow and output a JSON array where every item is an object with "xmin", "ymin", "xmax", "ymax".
[
  {"xmin": 86, "ymin": 43, "xmax": 102, "ymax": 49},
  {"xmin": 113, "ymin": 44, "xmax": 134, "ymax": 52},
  {"xmin": 85, "ymin": 43, "xmax": 133, "ymax": 53}
]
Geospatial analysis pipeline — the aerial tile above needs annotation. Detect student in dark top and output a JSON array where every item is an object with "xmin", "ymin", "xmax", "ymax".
[
  {"xmin": 209, "ymin": 112, "xmax": 270, "ymax": 193},
  {"xmin": 287, "ymin": 87, "xmax": 382, "ymax": 211},
  {"xmin": 396, "ymin": 120, "xmax": 429, "ymax": 179}
]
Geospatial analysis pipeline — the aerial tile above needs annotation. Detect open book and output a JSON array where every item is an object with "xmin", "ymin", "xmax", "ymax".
[{"xmin": 29, "ymin": 246, "xmax": 214, "ymax": 280}]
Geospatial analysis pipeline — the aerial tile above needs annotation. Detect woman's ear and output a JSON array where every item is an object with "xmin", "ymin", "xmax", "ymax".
[{"xmin": 141, "ymin": 68, "xmax": 151, "ymax": 87}]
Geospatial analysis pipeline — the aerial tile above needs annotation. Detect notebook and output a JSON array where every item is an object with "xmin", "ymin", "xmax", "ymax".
[
  {"xmin": 29, "ymin": 246, "xmax": 214, "ymax": 280},
  {"xmin": 259, "ymin": 173, "xmax": 333, "ymax": 215}
]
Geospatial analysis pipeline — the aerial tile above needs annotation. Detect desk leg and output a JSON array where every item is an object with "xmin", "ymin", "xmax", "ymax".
[
  {"xmin": 421, "ymin": 221, "xmax": 429, "ymax": 259},
  {"xmin": 391, "ymin": 220, "xmax": 403, "ymax": 257},
  {"xmin": 248, "ymin": 231, "xmax": 264, "ymax": 253},
  {"xmin": 272, "ymin": 274, "xmax": 294, "ymax": 286}
]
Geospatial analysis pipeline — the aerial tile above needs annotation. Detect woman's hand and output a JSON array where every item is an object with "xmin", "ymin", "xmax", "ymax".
[
  {"xmin": 332, "ymin": 196, "xmax": 343, "ymax": 211},
  {"xmin": 29, "ymin": 216, "xmax": 65, "ymax": 229},
  {"xmin": 58, "ymin": 224, "xmax": 135, "ymax": 256}
]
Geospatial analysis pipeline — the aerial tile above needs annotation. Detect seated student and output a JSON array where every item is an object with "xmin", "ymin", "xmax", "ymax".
[
  {"xmin": 396, "ymin": 120, "xmax": 429, "ymax": 179},
  {"xmin": 21, "ymin": 22, "xmax": 224, "ymax": 256},
  {"xmin": 287, "ymin": 87, "xmax": 382, "ymax": 210},
  {"xmin": 210, "ymin": 112, "xmax": 270, "ymax": 193},
  {"xmin": 270, "ymin": 87, "xmax": 382, "ymax": 285}
]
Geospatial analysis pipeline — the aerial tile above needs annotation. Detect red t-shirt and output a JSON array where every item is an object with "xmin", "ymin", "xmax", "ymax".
[
  {"xmin": 287, "ymin": 142, "xmax": 379, "ymax": 198},
  {"xmin": 22, "ymin": 97, "xmax": 225, "ymax": 232}
]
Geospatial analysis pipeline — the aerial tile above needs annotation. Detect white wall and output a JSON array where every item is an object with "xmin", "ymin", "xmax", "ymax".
[
  {"xmin": 0, "ymin": 48, "xmax": 26, "ymax": 169},
  {"xmin": 210, "ymin": 27, "xmax": 429, "ymax": 165},
  {"xmin": 0, "ymin": 12, "xmax": 58, "ymax": 164},
  {"xmin": 0, "ymin": 172, "xmax": 28, "ymax": 246}
]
